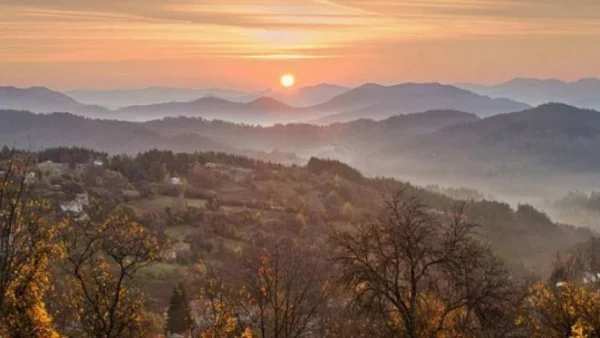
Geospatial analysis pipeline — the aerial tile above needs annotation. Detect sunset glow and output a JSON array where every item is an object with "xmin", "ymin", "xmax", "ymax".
[{"xmin": 2, "ymin": 1, "xmax": 600, "ymax": 89}]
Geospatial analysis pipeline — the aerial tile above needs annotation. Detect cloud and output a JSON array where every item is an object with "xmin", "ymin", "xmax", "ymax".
[{"xmin": 1, "ymin": 0, "xmax": 600, "ymax": 63}]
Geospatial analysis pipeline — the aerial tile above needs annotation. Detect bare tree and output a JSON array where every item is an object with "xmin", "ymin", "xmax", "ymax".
[
  {"xmin": 240, "ymin": 237, "xmax": 332, "ymax": 338},
  {"xmin": 202, "ymin": 235, "xmax": 333, "ymax": 338},
  {"xmin": 331, "ymin": 191, "xmax": 516, "ymax": 338}
]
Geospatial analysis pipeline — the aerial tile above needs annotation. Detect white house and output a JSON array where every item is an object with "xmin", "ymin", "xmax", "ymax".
[
  {"xmin": 170, "ymin": 177, "xmax": 182, "ymax": 185},
  {"xmin": 163, "ymin": 242, "xmax": 191, "ymax": 261},
  {"xmin": 60, "ymin": 200, "xmax": 84, "ymax": 214},
  {"xmin": 24, "ymin": 171, "xmax": 36, "ymax": 184},
  {"xmin": 37, "ymin": 161, "xmax": 69, "ymax": 174},
  {"xmin": 93, "ymin": 160, "xmax": 104, "ymax": 167},
  {"xmin": 583, "ymin": 271, "xmax": 600, "ymax": 284},
  {"xmin": 60, "ymin": 193, "xmax": 89, "ymax": 215}
]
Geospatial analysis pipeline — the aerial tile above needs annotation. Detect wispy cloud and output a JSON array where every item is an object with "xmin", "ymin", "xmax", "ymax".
[
  {"xmin": 2, "ymin": 0, "xmax": 600, "ymax": 89},
  {"xmin": 2, "ymin": 0, "xmax": 599, "ymax": 63}
]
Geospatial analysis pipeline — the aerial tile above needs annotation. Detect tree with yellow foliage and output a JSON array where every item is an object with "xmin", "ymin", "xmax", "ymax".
[
  {"xmin": 56, "ymin": 205, "xmax": 159, "ymax": 337},
  {"xmin": 196, "ymin": 279, "xmax": 248, "ymax": 338},
  {"xmin": 0, "ymin": 154, "xmax": 61, "ymax": 337},
  {"xmin": 519, "ymin": 243, "xmax": 600, "ymax": 338},
  {"xmin": 519, "ymin": 281, "xmax": 600, "ymax": 338}
]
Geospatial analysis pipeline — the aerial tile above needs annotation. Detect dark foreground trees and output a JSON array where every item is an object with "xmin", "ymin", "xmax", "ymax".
[
  {"xmin": 198, "ymin": 236, "xmax": 333, "ymax": 338},
  {"xmin": 239, "ymin": 238, "xmax": 332, "ymax": 338},
  {"xmin": 331, "ymin": 191, "xmax": 518, "ymax": 338}
]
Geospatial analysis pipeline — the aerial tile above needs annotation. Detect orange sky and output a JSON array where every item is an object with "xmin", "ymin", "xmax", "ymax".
[{"xmin": 2, "ymin": 0, "xmax": 600, "ymax": 90}]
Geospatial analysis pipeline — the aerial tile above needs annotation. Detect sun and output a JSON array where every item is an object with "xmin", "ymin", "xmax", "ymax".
[{"xmin": 280, "ymin": 74, "xmax": 296, "ymax": 88}]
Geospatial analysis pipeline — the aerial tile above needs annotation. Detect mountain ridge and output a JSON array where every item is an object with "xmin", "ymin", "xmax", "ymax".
[
  {"xmin": 2, "ymin": 83, "xmax": 530, "ymax": 124},
  {"xmin": 457, "ymin": 78, "xmax": 600, "ymax": 110}
]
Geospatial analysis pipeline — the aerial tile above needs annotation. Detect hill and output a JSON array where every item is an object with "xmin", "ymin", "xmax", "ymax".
[
  {"xmin": 115, "ymin": 96, "xmax": 312, "ymax": 124},
  {"xmin": 398, "ymin": 103, "xmax": 600, "ymax": 172},
  {"xmin": 2, "ymin": 83, "xmax": 529, "ymax": 124},
  {"xmin": 118, "ymin": 83, "xmax": 510, "ymax": 124},
  {"xmin": 6, "ymin": 103, "xmax": 600, "ymax": 203},
  {"xmin": 362, "ymin": 103, "xmax": 600, "ymax": 199},
  {"xmin": 143, "ymin": 109, "xmax": 479, "ymax": 154},
  {"xmin": 268, "ymin": 83, "xmax": 349, "ymax": 107},
  {"xmin": 0, "ymin": 86, "xmax": 110, "ymax": 117},
  {"xmin": 313, "ymin": 82, "xmax": 529, "ymax": 123},
  {"xmin": 458, "ymin": 78, "xmax": 600, "ymax": 110},
  {"xmin": 0, "ymin": 109, "xmax": 228, "ymax": 153},
  {"xmin": 21, "ymin": 146, "xmax": 594, "ymax": 278},
  {"xmin": 65, "ymin": 84, "xmax": 348, "ymax": 109},
  {"xmin": 65, "ymin": 87, "xmax": 260, "ymax": 108}
]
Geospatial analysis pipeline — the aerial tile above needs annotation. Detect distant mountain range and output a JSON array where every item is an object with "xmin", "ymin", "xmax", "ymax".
[
  {"xmin": 4, "ymin": 102, "xmax": 600, "ymax": 198},
  {"xmin": 312, "ymin": 82, "xmax": 529, "ymax": 123},
  {"xmin": 4, "ymin": 101, "xmax": 600, "ymax": 171},
  {"xmin": 65, "ymin": 87, "xmax": 265, "ymax": 109},
  {"xmin": 144, "ymin": 103, "xmax": 600, "ymax": 196},
  {"xmin": 143, "ymin": 109, "xmax": 479, "ymax": 154},
  {"xmin": 65, "ymin": 84, "xmax": 348, "ymax": 109},
  {"xmin": 458, "ymin": 78, "xmax": 600, "ymax": 110},
  {"xmin": 115, "ymin": 97, "xmax": 307, "ymax": 124},
  {"xmin": 0, "ymin": 82, "xmax": 529, "ymax": 124},
  {"xmin": 392, "ymin": 103, "xmax": 600, "ymax": 173},
  {"xmin": 0, "ymin": 86, "xmax": 111, "ymax": 116},
  {"xmin": 268, "ymin": 83, "xmax": 349, "ymax": 107}
]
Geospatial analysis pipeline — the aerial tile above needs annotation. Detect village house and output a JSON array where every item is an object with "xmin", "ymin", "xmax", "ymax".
[
  {"xmin": 583, "ymin": 271, "xmax": 600, "ymax": 285},
  {"xmin": 24, "ymin": 171, "xmax": 36, "ymax": 184},
  {"xmin": 37, "ymin": 160, "xmax": 69, "ymax": 175},
  {"xmin": 231, "ymin": 167, "xmax": 254, "ymax": 183},
  {"xmin": 170, "ymin": 177, "xmax": 183, "ymax": 185},
  {"xmin": 60, "ymin": 193, "xmax": 89, "ymax": 214},
  {"xmin": 163, "ymin": 242, "xmax": 191, "ymax": 261}
]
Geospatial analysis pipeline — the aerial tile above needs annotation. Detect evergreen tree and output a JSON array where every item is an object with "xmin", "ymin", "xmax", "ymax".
[{"xmin": 165, "ymin": 283, "xmax": 193, "ymax": 336}]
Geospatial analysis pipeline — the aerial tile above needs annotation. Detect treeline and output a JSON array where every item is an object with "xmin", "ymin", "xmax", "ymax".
[
  {"xmin": 554, "ymin": 191, "xmax": 600, "ymax": 212},
  {"xmin": 306, "ymin": 157, "xmax": 365, "ymax": 183}
]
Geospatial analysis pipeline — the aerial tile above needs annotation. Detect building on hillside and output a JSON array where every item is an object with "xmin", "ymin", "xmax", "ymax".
[
  {"xmin": 231, "ymin": 167, "xmax": 254, "ymax": 183},
  {"xmin": 93, "ymin": 160, "xmax": 104, "ymax": 167},
  {"xmin": 24, "ymin": 171, "xmax": 36, "ymax": 184},
  {"xmin": 583, "ymin": 271, "xmax": 600, "ymax": 284},
  {"xmin": 60, "ymin": 200, "xmax": 84, "ymax": 214},
  {"xmin": 163, "ymin": 242, "xmax": 191, "ymax": 261},
  {"xmin": 170, "ymin": 177, "xmax": 183, "ymax": 185},
  {"xmin": 37, "ymin": 160, "xmax": 69, "ymax": 175},
  {"xmin": 60, "ymin": 193, "xmax": 89, "ymax": 215}
]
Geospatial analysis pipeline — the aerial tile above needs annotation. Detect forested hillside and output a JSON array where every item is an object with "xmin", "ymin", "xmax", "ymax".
[{"xmin": 0, "ymin": 147, "xmax": 598, "ymax": 337}]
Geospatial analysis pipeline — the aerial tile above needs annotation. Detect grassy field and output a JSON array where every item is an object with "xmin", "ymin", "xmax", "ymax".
[
  {"xmin": 165, "ymin": 225, "xmax": 200, "ymax": 242},
  {"xmin": 129, "ymin": 196, "xmax": 207, "ymax": 215},
  {"xmin": 140, "ymin": 262, "xmax": 183, "ymax": 280}
]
